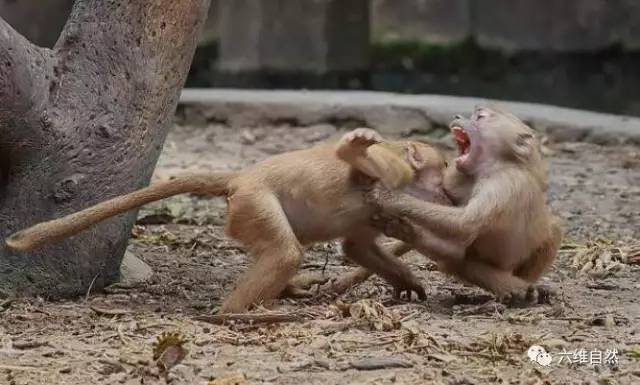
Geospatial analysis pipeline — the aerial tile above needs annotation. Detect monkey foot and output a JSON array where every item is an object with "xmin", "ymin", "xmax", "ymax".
[
  {"xmin": 393, "ymin": 285, "xmax": 427, "ymax": 302},
  {"xmin": 280, "ymin": 272, "xmax": 330, "ymax": 299},
  {"xmin": 499, "ymin": 285, "xmax": 555, "ymax": 307}
]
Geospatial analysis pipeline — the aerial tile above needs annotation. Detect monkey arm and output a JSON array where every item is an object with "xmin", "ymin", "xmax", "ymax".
[
  {"xmin": 369, "ymin": 180, "xmax": 507, "ymax": 246},
  {"xmin": 336, "ymin": 128, "xmax": 413, "ymax": 189},
  {"xmin": 336, "ymin": 128, "xmax": 382, "ymax": 162},
  {"xmin": 373, "ymin": 214, "xmax": 466, "ymax": 262}
]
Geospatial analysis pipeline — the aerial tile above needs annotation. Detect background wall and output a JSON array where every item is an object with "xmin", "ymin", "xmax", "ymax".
[{"xmin": 2, "ymin": 0, "xmax": 639, "ymax": 115}]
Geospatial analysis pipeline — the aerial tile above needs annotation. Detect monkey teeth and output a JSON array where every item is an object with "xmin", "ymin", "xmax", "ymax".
[{"xmin": 451, "ymin": 126, "xmax": 471, "ymax": 157}]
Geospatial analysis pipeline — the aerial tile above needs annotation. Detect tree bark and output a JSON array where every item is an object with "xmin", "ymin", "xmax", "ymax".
[{"xmin": 0, "ymin": 0, "xmax": 210, "ymax": 297}]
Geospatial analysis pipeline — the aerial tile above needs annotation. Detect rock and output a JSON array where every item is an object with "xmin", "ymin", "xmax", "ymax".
[{"xmin": 119, "ymin": 251, "xmax": 153, "ymax": 286}]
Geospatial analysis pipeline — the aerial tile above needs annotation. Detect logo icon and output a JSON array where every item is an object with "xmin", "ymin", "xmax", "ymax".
[{"xmin": 527, "ymin": 345, "xmax": 552, "ymax": 367}]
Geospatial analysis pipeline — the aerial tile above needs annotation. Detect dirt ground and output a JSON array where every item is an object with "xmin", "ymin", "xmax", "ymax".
[{"xmin": 1, "ymin": 122, "xmax": 639, "ymax": 385}]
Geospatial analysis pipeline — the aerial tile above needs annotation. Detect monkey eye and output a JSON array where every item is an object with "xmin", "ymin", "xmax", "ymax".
[
  {"xmin": 516, "ymin": 133, "xmax": 534, "ymax": 147},
  {"xmin": 444, "ymin": 161, "xmax": 448, "ymax": 168},
  {"xmin": 476, "ymin": 109, "xmax": 490, "ymax": 119}
]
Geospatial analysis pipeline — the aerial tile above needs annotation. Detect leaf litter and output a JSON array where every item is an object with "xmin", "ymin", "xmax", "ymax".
[{"xmin": 1, "ymin": 124, "xmax": 639, "ymax": 384}]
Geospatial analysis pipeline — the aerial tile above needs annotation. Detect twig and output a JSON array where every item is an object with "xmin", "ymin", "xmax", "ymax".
[
  {"xmin": 193, "ymin": 312, "xmax": 304, "ymax": 325},
  {"xmin": 85, "ymin": 273, "xmax": 100, "ymax": 301},
  {"xmin": 12, "ymin": 340, "xmax": 51, "ymax": 350},
  {"xmin": 117, "ymin": 324, "xmax": 131, "ymax": 346},
  {"xmin": 350, "ymin": 357, "xmax": 413, "ymax": 370},
  {"xmin": 0, "ymin": 364, "xmax": 44, "ymax": 373},
  {"xmin": 0, "ymin": 299, "xmax": 13, "ymax": 312},
  {"xmin": 322, "ymin": 251, "xmax": 330, "ymax": 276},
  {"xmin": 90, "ymin": 305, "xmax": 131, "ymax": 316}
]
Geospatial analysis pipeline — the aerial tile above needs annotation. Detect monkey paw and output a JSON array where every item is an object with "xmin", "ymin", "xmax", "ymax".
[
  {"xmin": 393, "ymin": 283, "xmax": 427, "ymax": 301},
  {"xmin": 392, "ymin": 278, "xmax": 427, "ymax": 302},
  {"xmin": 498, "ymin": 285, "xmax": 555, "ymax": 307},
  {"xmin": 371, "ymin": 213, "xmax": 417, "ymax": 243},
  {"xmin": 280, "ymin": 272, "xmax": 329, "ymax": 299},
  {"xmin": 343, "ymin": 128, "xmax": 383, "ymax": 148},
  {"xmin": 364, "ymin": 183, "xmax": 397, "ymax": 206}
]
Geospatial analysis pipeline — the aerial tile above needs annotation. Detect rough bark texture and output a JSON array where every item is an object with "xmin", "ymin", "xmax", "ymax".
[{"xmin": 0, "ymin": 0, "xmax": 210, "ymax": 297}]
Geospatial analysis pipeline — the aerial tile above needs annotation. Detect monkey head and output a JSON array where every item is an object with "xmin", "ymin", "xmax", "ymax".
[
  {"xmin": 449, "ymin": 106, "xmax": 542, "ymax": 175},
  {"xmin": 372, "ymin": 140, "xmax": 450, "ymax": 205}
]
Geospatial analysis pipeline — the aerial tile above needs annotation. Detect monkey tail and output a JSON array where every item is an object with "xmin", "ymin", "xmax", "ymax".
[{"xmin": 5, "ymin": 171, "xmax": 237, "ymax": 252}]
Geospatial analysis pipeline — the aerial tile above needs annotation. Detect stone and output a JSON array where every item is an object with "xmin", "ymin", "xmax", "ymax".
[{"xmin": 119, "ymin": 250, "xmax": 153, "ymax": 286}]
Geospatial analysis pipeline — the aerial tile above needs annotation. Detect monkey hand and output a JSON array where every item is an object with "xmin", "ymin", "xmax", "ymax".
[
  {"xmin": 337, "ymin": 128, "xmax": 383, "ymax": 163},
  {"xmin": 371, "ymin": 213, "xmax": 417, "ymax": 244},
  {"xmin": 364, "ymin": 182, "xmax": 399, "ymax": 208},
  {"xmin": 498, "ymin": 284, "xmax": 555, "ymax": 307},
  {"xmin": 342, "ymin": 128, "xmax": 383, "ymax": 148},
  {"xmin": 392, "ymin": 276, "xmax": 427, "ymax": 302}
]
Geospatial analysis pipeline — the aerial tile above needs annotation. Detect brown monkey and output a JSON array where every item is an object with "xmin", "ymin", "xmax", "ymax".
[
  {"xmin": 365, "ymin": 107, "xmax": 562, "ymax": 303},
  {"xmin": 6, "ymin": 128, "xmax": 450, "ymax": 313}
]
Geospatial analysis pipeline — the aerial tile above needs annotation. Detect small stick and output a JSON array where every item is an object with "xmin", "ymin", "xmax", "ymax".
[
  {"xmin": 193, "ymin": 312, "xmax": 304, "ymax": 325},
  {"xmin": 12, "ymin": 341, "xmax": 51, "ymax": 350},
  {"xmin": 90, "ymin": 305, "xmax": 131, "ymax": 316},
  {"xmin": 0, "ymin": 364, "xmax": 44, "ymax": 373}
]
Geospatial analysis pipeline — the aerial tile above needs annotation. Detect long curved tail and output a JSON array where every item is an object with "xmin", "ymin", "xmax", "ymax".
[{"xmin": 6, "ymin": 171, "xmax": 237, "ymax": 252}]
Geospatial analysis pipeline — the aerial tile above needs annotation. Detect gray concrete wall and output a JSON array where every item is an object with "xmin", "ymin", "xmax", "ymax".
[
  {"xmin": 372, "ymin": 0, "xmax": 639, "ymax": 51},
  {"xmin": 2, "ymin": 0, "xmax": 638, "ymax": 52}
]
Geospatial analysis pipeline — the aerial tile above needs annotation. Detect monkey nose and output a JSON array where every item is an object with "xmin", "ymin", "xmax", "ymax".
[{"xmin": 454, "ymin": 114, "xmax": 463, "ymax": 120}]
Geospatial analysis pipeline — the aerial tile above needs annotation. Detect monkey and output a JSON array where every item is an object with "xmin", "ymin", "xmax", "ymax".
[
  {"xmin": 6, "ymin": 128, "xmax": 451, "ymax": 313},
  {"xmin": 363, "ymin": 107, "xmax": 562, "ymax": 304}
]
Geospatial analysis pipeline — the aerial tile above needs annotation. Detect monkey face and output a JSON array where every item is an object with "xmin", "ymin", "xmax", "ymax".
[
  {"xmin": 403, "ymin": 142, "xmax": 451, "ymax": 205},
  {"xmin": 449, "ymin": 106, "xmax": 540, "ymax": 174}
]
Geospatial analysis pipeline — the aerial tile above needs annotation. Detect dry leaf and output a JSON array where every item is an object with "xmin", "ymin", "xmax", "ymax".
[
  {"xmin": 153, "ymin": 332, "xmax": 189, "ymax": 373},
  {"xmin": 209, "ymin": 372, "xmax": 247, "ymax": 385}
]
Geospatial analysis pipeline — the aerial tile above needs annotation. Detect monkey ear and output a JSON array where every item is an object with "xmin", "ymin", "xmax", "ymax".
[
  {"xmin": 513, "ymin": 133, "xmax": 534, "ymax": 158},
  {"xmin": 406, "ymin": 143, "xmax": 426, "ymax": 169},
  {"xmin": 365, "ymin": 145, "xmax": 414, "ymax": 189}
]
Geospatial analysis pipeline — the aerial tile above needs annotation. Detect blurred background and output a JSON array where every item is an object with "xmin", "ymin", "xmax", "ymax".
[{"xmin": 2, "ymin": 0, "xmax": 639, "ymax": 116}]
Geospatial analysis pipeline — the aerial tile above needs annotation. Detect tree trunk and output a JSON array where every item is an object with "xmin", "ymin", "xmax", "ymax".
[{"xmin": 0, "ymin": 0, "xmax": 210, "ymax": 297}]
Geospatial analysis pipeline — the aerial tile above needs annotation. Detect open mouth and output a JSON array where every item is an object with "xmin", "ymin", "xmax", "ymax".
[{"xmin": 451, "ymin": 125, "xmax": 471, "ymax": 162}]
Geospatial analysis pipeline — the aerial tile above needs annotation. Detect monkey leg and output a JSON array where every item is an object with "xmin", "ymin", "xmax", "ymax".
[
  {"xmin": 342, "ymin": 235, "xmax": 426, "ymax": 300},
  {"xmin": 514, "ymin": 217, "xmax": 562, "ymax": 283},
  {"xmin": 440, "ymin": 258, "xmax": 552, "ymax": 306},
  {"xmin": 378, "ymin": 219, "xmax": 552, "ymax": 305},
  {"xmin": 279, "ymin": 272, "xmax": 330, "ymax": 299},
  {"xmin": 281, "ymin": 241, "xmax": 412, "ymax": 298},
  {"xmin": 221, "ymin": 191, "xmax": 304, "ymax": 313},
  {"xmin": 323, "ymin": 240, "xmax": 413, "ymax": 296}
]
